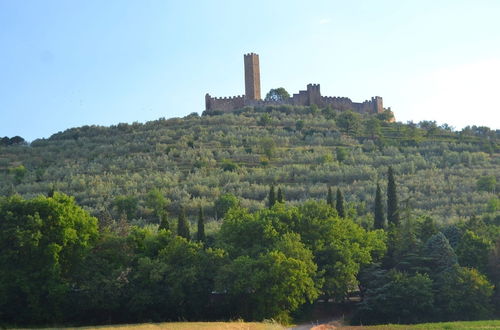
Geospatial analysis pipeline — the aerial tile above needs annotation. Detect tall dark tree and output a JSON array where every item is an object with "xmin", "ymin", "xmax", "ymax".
[
  {"xmin": 177, "ymin": 208, "xmax": 190, "ymax": 239},
  {"xmin": 374, "ymin": 183, "xmax": 385, "ymax": 229},
  {"xmin": 327, "ymin": 186, "xmax": 334, "ymax": 208},
  {"xmin": 158, "ymin": 212, "xmax": 169, "ymax": 231},
  {"xmin": 336, "ymin": 188, "xmax": 346, "ymax": 218},
  {"xmin": 387, "ymin": 166, "xmax": 399, "ymax": 226},
  {"xmin": 268, "ymin": 185, "xmax": 276, "ymax": 208},
  {"xmin": 277, "ymin": 187, "xmax": 284, "ymax": 203},
  {"xmin": 196, "ymin": 206, "xmax": 206, "ymax": 242}
]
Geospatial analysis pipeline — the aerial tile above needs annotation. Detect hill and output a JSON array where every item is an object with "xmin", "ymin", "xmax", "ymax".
[{"xmin": 0, "ymin": 106, "xmax": 498, "ymax": 226}]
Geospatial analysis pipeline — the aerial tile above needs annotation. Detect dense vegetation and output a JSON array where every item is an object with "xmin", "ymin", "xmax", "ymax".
[
  {"xmin": 1, "ymin": 106, "xmax": 498, "ymax": 226},
  {"xmin": 0, "ymin": 106, "xmax": 499, "ymax": 326}
]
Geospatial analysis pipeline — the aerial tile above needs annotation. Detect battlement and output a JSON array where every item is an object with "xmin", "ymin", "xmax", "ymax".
[{"xmin": 204, "ymin": 54, "xmax": 387, "ymax": 115}]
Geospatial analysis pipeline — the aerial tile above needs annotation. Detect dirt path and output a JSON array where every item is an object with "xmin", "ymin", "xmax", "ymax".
[{"xmin": 288, "ymin": 319, "xmax": 343, "ymax": 330}]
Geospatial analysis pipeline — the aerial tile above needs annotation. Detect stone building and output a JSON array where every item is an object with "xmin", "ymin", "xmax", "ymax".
[{"xmin": 205, "ymin": 53, "xmax": 385, "ymax": 114}]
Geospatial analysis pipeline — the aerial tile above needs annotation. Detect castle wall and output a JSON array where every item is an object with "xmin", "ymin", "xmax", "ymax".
[
  {"xmin": 205, "ymin": 94, "xmax": 245, "ymax": 112},
  {"xmin": 206, "ymin": 90, "xmax": 383, "ymax": 114},
  {"xmin": 205, "ymin": 53, "xmax": 386, "ymax": 115}
]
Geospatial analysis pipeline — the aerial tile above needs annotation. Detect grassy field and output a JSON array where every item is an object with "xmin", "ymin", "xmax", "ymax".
[
  {"xmin": 63, "ymin": 321, "xmax": 284, "ymax": 330},
  {"xmin": 340, "ymin": 319, "xmax": 500, "ymax": 329},
  {"xmin": 40, "ymin": 319, "xmax": 500, "ymax": 330}
]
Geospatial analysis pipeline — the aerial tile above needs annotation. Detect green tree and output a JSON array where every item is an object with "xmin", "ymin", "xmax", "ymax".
[
  {"xmin": 260, "ymin": 137, "xmax": 276, "ymax": 159},
  {"xmin": 335, "ymin": 147, "xmax": 348, "ymax": 163},
  {"xmin": 177, "ymin": 208, "xmax": 190, "ymax": 240},
  {"xmin": 196, "ymin": 206, "xmax": 206, "ymax": 242},
  {"xmin": 292, "ymin": 202, "xmax": 386, "ymax": 299},
  {"xmin": 214, "ymin": 193, "xmax": 239, "ymax": 220},
  {"xmin": 158, "ymin": 212, "xmax": 169, "ymax": 231},
  {"xmin": 417, "ymin": 216, "xmax": 438, "ymax": 243},
  {"xmin": 277, "ymin": 187, "xmax": 284, "ymax": 203},
  {"xmin": 374, "ymin": 183, "xmax": 385, "ymax": 229},
  {"xmin": 387, "ymin": 166, "xmax": 399, "ymax": 226},
  {"xmin": 258, "ymin": 114, "xmax": 272, "ymax": 126},
  {"xmin": 0, "ymin": 193, "xmax": 98, "ymax": 324},
  {"xmin": 353, "ymin": 270, "xmax": 434, "ymax": 325},
  {"xmin": 295, "ymin": 120, "xmax": 305, "ymax": 131},
  {"xmin": 336, "ymin": 188, "xmax": 346, "ymax": 218},
  {"xmin": 9, "ymin": 164, "xmax": 27, "ymax": 184},
  {"xmin": 127, "ymin": 228, "xmax": 225, "ymax": 322},
  {"xmin": 336, "ymin": 110, "xmax": 361, "ymax": 135},
  {"xmin": 221, "ymin": 159, "xmax": 239, "ymax": 172},
  {"xmin": 265, "ymin": 87, "xmax": 290, "ymax": 102},
  {"xmin": 146, "ymin": 189, "xmax": 168, "ymax": 223},
  {"xmin": 456, "ymin": 230, "xmax": 492, "ymax": 274},
  {"xmin": 365, "ymin": 117, "xmax": 382, "ymax": 139},
  {"xmin": 434, "ymin": 266, "xmax": 494, "ymax": 321},
  {"xmin": 477, "ymin": 175, "xmax": 497, "ymax": 193},
  {"xmin": 425, "ymin": 232, "xmax": 458, "ymax": 272},
  {"xmin": 327, "ymin": 186, "xmax": 334, "ymax": 208},
  {"xmin": 268, "ymin": 185, "xmax": 276, "ymax": 208},
  {"xmin": 113, "ymin": 195, "xmax": 138, "ymax": 220}
]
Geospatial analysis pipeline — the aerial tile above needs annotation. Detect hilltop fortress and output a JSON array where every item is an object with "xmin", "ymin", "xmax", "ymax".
[{"xmin": 205, "ymin": 53, "xmax": 386, "ymax": 114}]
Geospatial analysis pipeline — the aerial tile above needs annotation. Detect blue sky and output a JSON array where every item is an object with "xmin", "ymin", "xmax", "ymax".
[{"xmin": 1, "ymin": 0, "xmax": 499, "ymax": 141}]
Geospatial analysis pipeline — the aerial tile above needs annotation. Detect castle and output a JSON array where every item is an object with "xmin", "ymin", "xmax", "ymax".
[{"xmin": 205, "ymin": 53, "xmax": 385, "ymax": 114}]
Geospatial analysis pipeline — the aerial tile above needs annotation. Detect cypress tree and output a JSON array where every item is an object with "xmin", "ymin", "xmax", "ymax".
[
  {"xmin": 327, "ymin": 186, "xmax": 334, "ymax": 208},
  {"xmin": 158, "ymin": 211, "xmax": 169, "ymax": 231},
  {"xmin": 177, "ymin": 208, "xmax": 190, "ymax": 239},
  {"xmin": 196, "ymin": 206, "xmax": 205, "ymax": 242},
  {"xmin": 387, "ymin": 166, "xmax": 400, "ymax": 225},
  {"xmin": 277, "ymin": 187, "xmax": 284, "ymax": 203},
  {"xmin": 336, "ymin": 188, "xmax": 346, "ymax": 218},
  {"xmin": 374, "ymin": 183, "xmax": 385, "ymax": 229},
  {"xmin": 268, "ymin": 185, "xmax": 276, "ymax": 208}
]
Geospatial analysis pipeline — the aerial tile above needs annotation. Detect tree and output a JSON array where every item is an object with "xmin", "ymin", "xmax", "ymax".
[
  {"xmin": 365, "ymin": 117, "xmax": 382, "ymax": 139},
  {"xmin": 214, "ymin": 193, "xmax": 239, "ymax": 220},
  {"xmin": 177, "ymin": 208, "xmax": 190, "ymax": 240},
  {"xmin": 277, "ymin": 187, "xmax": 284, "ymax": 203},
  {"xmin": 146, "ymin": 189, "xmax": 168, "ymax": 223},
  {"xmin": 477, "ymin": 175, "xmax": 496, "ymax": 193},
  {"xmin": 9, "ymin": 164, "xmax": 27, "ymax": 184},
  {"xmin": 113, "ymin": 195, "xmax": 138, "ymax": 220},
  {"xmin": 336, "ymin": 147, "xmax": 348, "ymax": 163},
  {"xmin": 158, "ymin": 212, "xmax": 169, "ymax": 231},
  {"xmin": 0, "ymin": 193, "xmax": 98, "ymax": 324},
  {"xmin": 127, "ymin": 229, "xmax": 225, "ymax": 322},
  {"xmin": 434, "ymin": 266, "xmax": 494, "ymax": 321},
  {"xmin": 295, "ymin": 120, "xmax": 305, "ymax": 131},
  {"xmin": 258, "ymin": 114, "xmax": 272, "ymax": 126},
  {"xmin": 336, "ymin": 188, "xmax": 345, "ymax": 218},
  {"xmin": 265, "ymin": 87, "xmax": 290, "ymax": 102},
  {"xmin": 425, "ymin": 232, "xmax": 458, "ymax": 272},
  {"xmin": 336, "ymin": 110, "xmax": 361, "ymax": 135},
  {"xmin": 260, "ymin": 137, "xmax": 276, "ymax": 159},
  {"xmin": 196, "ymin": 206, "xmax": 206, "ymax": 242},
  {"xmin": 456, "ymin": 230, "xmax": 492, "ymax": 274},
  {"xmin": 353, "ymin": 270, "xmax": 434, "ymax": 325},
  {"xmin": 387, "ymin": 166, "xmax": 399, "ymax": 226},
  {"xmin": 374, "ymin": 183, "xmax": 385, "ymax": 229},
  {"xmin": 268, "ymin": 185, "xmax": 276, "ymax": 208},
  {"xmin": 327, "ymin": 186, "xmax": 334, "ymax": 208}
]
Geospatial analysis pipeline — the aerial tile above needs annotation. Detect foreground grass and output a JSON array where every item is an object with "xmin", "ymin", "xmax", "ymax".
[
  {"xmin": 342, "ymin": 319, "xmax": 500, "ymax": 329},
  {"xmin": 64, "ymin": 321, "xmax": 284, "ymax": 330}
]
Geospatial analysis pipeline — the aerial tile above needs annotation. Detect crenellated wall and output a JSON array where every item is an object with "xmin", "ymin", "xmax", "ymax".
[
  {"xmin": 204, "ymin": 53, "xmax": 386, "ymax": 115},
  {"xmin": 205, "ymin": 94, "xmax": 245, "ymax": 112},
  {"xmin": 205, "ymin": 87, "xmax": 384, "ymax": 114}
]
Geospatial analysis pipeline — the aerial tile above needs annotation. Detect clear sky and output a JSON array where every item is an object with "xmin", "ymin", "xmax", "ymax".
[{"xmin": 1, "ymin": 0, "xmax": 499, "ymax": 141}]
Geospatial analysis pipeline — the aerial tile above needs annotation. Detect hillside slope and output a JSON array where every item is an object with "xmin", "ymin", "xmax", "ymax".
[{"xmin": 1, "ymin": 106, "xmax": 498, "ymax": 225}]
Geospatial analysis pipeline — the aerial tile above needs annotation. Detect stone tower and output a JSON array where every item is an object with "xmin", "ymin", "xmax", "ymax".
[{"xmin": 244, "ymin": 53, "xmax": 261, "ymax": 100}]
